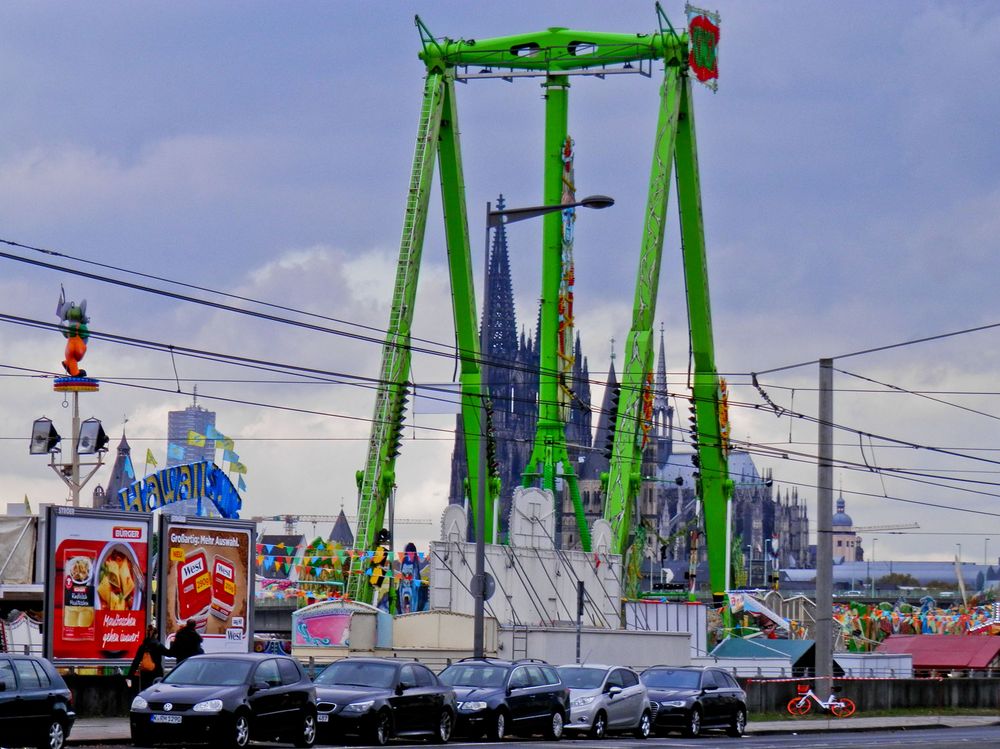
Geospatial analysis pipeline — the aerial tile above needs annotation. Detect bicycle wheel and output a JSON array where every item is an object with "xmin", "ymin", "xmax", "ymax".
[
  {"xmin": 831, "ymin": 697, "xmax": 856, "ymax": 718},
  {"xmin": 786, "ymin": 697, "xmax": 812, "ymax": 716}
]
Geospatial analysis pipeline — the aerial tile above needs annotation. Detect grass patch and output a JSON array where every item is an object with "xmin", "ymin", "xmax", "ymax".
[{"xmin": 753, "ymin": 706, "xmax": 999, "ymax": 722}]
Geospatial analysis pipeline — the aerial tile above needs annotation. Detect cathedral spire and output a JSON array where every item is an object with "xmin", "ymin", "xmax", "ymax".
[{"xmin": 482, "ymin": 194, "xmax": 519, "ymax": 381}]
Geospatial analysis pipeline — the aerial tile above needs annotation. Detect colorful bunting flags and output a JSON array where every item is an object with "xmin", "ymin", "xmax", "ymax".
[
  {"xmin": 145, "ymin": 448, "xmax": 157, "ymax": 467},
  {"xmin": 187, "ymin": 430, "xmax": 206, "ymax": 447}
]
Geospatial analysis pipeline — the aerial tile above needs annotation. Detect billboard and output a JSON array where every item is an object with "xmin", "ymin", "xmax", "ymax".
[
  {"xmin": 44, "ymin": 506, "xmax": 153, "ymax": 665},
  {"xmin": 159, "ymin": 515, "xmax": 255, "ymax": 653}
]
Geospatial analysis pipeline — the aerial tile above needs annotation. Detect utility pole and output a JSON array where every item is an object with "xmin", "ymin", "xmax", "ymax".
[{"xmin": 815, "ymin": 358, "xmax": 834, "ymax": 682}]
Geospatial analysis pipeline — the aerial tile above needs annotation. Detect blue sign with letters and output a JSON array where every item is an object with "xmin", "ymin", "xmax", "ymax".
[{"xmin": 118, "ymin": 461, "xmax": 242, "ymax": 518}]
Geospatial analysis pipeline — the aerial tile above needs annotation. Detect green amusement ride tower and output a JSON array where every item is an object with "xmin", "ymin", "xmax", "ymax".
[{"xmin": 349, "ymin": 4, "xmax": 733, "ymax": 605}]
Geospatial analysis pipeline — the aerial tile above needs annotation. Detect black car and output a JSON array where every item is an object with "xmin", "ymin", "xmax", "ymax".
[
  {"xmin": 641, "ymin": 666, "xmax": 747, "ymax": 738},
  {"xmin": 438, "ymin": 658, "xmax": 569, "ymax": 741},
  {"xmin": 313, "ymin": 657, "xmax": 457, "ymax": 746},
  {"xmin": 129, "ymin": 653, "xmax": 317, "ymax": 748},
  {"xmin": 0, "ymin": 654, "xmax": 75, "ymax": 749}
]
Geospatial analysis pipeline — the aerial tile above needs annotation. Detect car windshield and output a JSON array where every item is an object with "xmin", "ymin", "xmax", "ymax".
[
  {"xmin": 641, "ymin": 669, "xmax": 701, "ymax": 689},
  {"xmin": 557, "ymin": 667, "xmax": 607, "ymax": 690},
  {"xmin": 164, "ymin": 658, "xmax": 252, "ymax": 686},
  {"xmin": 439, "ymin": 664, "xmax": 508, "ymax": 688},
  {"xmin": 316, "ymin": 661, "xmax": 397, "ymax": 689}
]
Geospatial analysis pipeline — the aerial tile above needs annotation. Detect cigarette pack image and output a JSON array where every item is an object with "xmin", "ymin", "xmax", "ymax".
[{"xmin": 210, "ymin": 555, "xmax": 236, "ymax": 621}]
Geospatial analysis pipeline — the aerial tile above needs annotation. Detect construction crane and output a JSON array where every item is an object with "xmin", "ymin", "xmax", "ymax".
[{"xmin": 852, "ymin": 523, "xmax": 920, "ymax": 533}]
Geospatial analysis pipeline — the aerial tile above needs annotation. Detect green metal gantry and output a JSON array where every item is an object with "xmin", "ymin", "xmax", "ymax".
[{"xmin": 349, "ymin": 6, "xmax": 732, "ymax": 604}]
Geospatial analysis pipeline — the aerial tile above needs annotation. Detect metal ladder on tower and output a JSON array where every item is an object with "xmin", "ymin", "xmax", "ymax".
[{"xmin": 349, "ymin": 71, "xmax": 446, "ymax": 601}]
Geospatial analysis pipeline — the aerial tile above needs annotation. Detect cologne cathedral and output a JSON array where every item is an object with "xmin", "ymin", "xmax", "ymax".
[{"xmin": 448, "ymin": 196, "xmax": 810, "ymax": 572}]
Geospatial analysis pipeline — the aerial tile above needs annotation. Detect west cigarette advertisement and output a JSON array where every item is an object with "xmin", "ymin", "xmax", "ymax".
[
  {"xmin": 159, "ymin": 516, "xmax": 254, "ymax": 653},
  {"xmin": 45, "ymin": 506, "xmax": 153, "ymax": 664}
]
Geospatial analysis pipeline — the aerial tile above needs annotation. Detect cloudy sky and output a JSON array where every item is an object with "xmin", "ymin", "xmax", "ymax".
[{"xmin": 2, "ymin": 1, "xmax": 999, "ymax": 564}]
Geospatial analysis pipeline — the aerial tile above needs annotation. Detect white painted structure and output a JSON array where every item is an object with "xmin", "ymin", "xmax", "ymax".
[
  {"xmin": 834, "ymin": 652, "xmax": 913, "ymax": 678},
  {"xmin": 428, "ymin": 540, "xmax": 622, "ymax": 628},
  {"xmin": 624, "ymin": 600, "xmax": 709, "ymax": 657},
  {"xmin": 499, "ymin": 626, "xmax": 690, "ymax": 669}
]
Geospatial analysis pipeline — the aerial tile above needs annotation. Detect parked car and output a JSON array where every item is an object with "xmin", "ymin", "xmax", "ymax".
[
  {"xmin": 0, "ymin": 654, "xmax": 75, "ymax": 749},
  {"xmin": 557, "ymin": 664, "xmax": 651, "ymax": 739},
  {"xmin": 641, "ymin": 666, "xmax": 747, "ymax": 738},
  {"xmin": 438, "ymin": 658, "xmax": 569, "ymax": 740},
  {"xmin": 129, "ymin": 653, "xmax": 317, "ymax": 748},
  {"xmin": 312, "ymin": 657, "xmax": 457, "ymax": 746}
]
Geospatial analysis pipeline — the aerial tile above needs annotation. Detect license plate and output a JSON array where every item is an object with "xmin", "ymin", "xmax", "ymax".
[
  {"xmin": 317, "ymin": 714, "xmax": 329, "ymax": 723},
  {"xmin": 151, "ymin": 714, "xmax": 183, "ymax": 724}
]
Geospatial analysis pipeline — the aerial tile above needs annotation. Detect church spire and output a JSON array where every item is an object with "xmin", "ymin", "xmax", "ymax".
[{"xmin": 482, "ymin": 193, "xmax": 518, "ymax": 370}]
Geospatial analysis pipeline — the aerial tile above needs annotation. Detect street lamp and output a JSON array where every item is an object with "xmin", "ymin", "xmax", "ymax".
[
  {"xmin": 473, "ymin": 193, "xmax": 615, "ymax": 659},
  {"xmin": 870, "ymin": 537, "xmax": 878, "ymax": 596},
  {"xmin": 956, "ymin": 543, "xmax": 962, "ymax": 564}
]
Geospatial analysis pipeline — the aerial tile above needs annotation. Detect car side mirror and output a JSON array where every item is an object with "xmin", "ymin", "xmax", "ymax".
[
  {"xmin": 251, "ymin": 680, "xmax": 269, "ymax": 693},
  {"xmin": 607, "ymin": 685, "xmax": 623, "ymax": 698},
  {"xmin": 153, "ymin": 676, "xmax": 163, "ymax": 685},
  {"xmin": 702, "ymin": 685, "xmax": 718, "ymax": 692}
]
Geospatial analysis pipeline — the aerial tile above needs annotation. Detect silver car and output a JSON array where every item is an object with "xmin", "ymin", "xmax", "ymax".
[{"xmin": 557, "ymin": 664, "xmax": 652, "ymax": 739}]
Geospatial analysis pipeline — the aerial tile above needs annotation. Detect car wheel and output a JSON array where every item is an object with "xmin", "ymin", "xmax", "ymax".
[
  {"xmin": 432, "ymin": 709, "xmax": 454, "ymax": 744},
  {"xmin": 727, "ymin": 708, "xmax": 746, "ymax": 737},
  {"xmin": 230, "ymin": 712, "xmax": 251, "ymax": 749},
  {"xmin": 486, "ymin": 710, "xmax": 507, "ymax": 741},
  {"xmin": 295, "ymin": 711, "xmax": 317, "ymax": 748},
  {"xmin": 546, "ymin": 710, "xmax": 564, "ymax": 741},
  {"xmin": 370, "ymin": 709, "xmax": 392, "ymax": 746},
  {"xmin": 589, "ymin": 711, "xmax": 607, "ymax": 739},
  {"xmin": 634, "ymin": 710, "xmax": 652, "ymax": 740},
  {"xmin": 683, "ymin": 707, "xmax": 701, "ymax": 738},
  {"xmin": 39, "ymin": 718, "xmax": 66, "ymax": 749}
]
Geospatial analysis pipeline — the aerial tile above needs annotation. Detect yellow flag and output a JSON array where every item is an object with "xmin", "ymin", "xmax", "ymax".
[
  {"xmin": 187, "ymin": 431, "xmax": 206, "ymax": 447},
  {"xmin": 229, "ymin": 461, "xmax": 247, "ymax": 474},
  {"xmin": 145, "ymin": 448, "xmax": 157, "ymax": 467},
  {"xmin": 217, "ymin": 437, "xmax": 234, "ymax": 451}
]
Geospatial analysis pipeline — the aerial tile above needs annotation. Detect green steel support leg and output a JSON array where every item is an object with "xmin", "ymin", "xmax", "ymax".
[
  {"xmin": 602, "ymin": 65, "xmax": 682, "ymax": 556},
  {"xmin": 436, "ymin": 76, "xmax": 495, "ymax": 543},
  {"xmin": 521, "ymin": 75, "xmax": 590, "ymax": 551},
  {"xmin": 349, "ymin": 70, "xmax": 446, "ymax": 602},
  {"xmin": 675, "ymin": 76, "xmax": 732, "ymax": 602}
]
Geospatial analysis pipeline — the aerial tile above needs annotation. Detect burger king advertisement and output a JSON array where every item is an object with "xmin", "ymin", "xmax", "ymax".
[
  {"xmin": 45, "ymin": 506, "xmax": 153, "ymax": 664},
  {"xmin": 159, "ymin": 516, "xmax": 254, "ymax": 653}
]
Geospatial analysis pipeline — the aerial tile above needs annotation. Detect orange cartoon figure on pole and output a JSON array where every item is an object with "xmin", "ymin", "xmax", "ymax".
[{"xmin": 56, "ymin": 286, "xmax": 90, "ymax": 377}]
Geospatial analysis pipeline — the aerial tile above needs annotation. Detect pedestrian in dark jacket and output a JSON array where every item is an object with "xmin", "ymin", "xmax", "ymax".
[
  {"xmin": 170, "ymin": 618, "xmax": 204, "ymax": 663},
  {"xmin": 128, "ymin": 623, "xmax": 167, "ymax": 691}
]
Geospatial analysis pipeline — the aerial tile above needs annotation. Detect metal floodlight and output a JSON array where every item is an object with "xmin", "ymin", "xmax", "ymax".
[
  {"xmin": 30, "ymin": 417, "xmax": 61, "ymax": 455},
  {"xmin": 77, "ymin": 418, "xmax": 109, "ymax": 455}
]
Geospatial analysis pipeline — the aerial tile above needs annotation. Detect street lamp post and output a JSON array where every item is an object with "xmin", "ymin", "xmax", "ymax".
[
  {"xmin": 956, "ymin": 543, "xmax": 962, "ymax": 564},
  {"xmin": 870, "ymin": 537, "xmax": 878, "ymax": 596},
  {"xmin": 473, "ymin": 193, "xmax": 614, "ymax": 659},
  {"xmin": 986, "ymin": 538, "xmax": 991, "ymax": 566}
]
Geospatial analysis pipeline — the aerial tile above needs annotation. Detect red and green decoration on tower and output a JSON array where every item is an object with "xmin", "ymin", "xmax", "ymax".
[{"xmin": 686, "ymin": 4, "xmax": 720, "ymax": 91}]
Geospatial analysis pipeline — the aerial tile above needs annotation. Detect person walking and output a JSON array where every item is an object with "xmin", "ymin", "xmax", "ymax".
[
  {"xmin": 170, "ymin": 618, "xmax": 204, "ymax": 663},
  {"xmin": 127, "ymin": 623, "xmax": 167, "ymax": 691}
]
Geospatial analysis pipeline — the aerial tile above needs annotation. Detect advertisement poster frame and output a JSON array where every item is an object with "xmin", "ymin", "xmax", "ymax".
[
  {"xmin": 157, "ymin": 514, "xmax": 256, "ymax": 654},
  {"xmin": 44, "ymin": 506, "xmax": 154, "ymax": 667}
]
